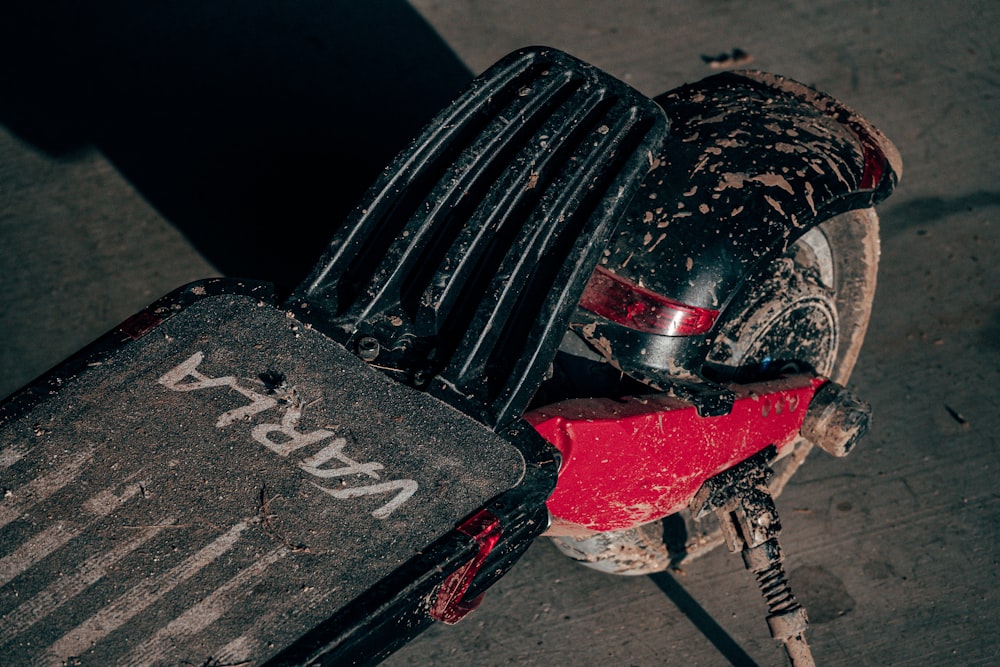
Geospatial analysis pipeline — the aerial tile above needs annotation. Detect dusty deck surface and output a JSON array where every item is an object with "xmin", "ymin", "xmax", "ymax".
[{"xmin": 2, "ymin": 1, "xmax": 997, "ymax": 665}]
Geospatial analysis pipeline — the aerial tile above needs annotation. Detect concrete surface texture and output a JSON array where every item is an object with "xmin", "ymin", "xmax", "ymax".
[{"xmin": 1, "ymin": 0, "xmax": 997, "ymax": 665}]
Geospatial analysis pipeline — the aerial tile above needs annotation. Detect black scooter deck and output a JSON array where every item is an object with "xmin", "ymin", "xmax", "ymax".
[{"xmin": 0, "ymin": 283, "xmax": 531, "ymax": 666}]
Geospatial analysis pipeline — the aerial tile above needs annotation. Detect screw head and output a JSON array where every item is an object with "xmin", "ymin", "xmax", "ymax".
[{"xmin": 357, "ymin": 336, "xmax": 380, "ymax": 361}]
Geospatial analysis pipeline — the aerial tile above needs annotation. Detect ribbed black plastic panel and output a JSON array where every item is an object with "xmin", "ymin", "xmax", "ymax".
[{"xmin": 292, "ymin": 46, "xmax": 668, "ymax": 428}]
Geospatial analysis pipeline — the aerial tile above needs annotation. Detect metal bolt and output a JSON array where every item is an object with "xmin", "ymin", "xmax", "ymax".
[
  {"xmin": 357, "ymin": 336, "xmax": 380, "ymax": 362},
  {"xmin": 800, "ymin": 381, "xmax": 871, "ymax": 457}
]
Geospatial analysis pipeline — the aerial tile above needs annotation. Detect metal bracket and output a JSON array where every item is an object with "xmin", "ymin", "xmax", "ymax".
[{"xmin": 690, "ymin": 445, "xmax": 816, "ymax": 667}]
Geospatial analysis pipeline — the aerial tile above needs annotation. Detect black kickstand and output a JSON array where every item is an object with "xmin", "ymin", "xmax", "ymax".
[{"xmin": 690, "ymin": 446, "xmax": 816, "ymax": 667}]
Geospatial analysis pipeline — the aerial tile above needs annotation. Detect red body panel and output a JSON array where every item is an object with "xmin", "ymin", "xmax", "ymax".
[{"xmin": 526, "ymin": 375, "xmax": 826, "ymax": 532}]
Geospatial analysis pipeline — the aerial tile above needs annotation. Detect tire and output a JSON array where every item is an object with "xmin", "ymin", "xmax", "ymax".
[{"xmin": 549, "ymin": 208, "xmax": 880, "ymax": 574}]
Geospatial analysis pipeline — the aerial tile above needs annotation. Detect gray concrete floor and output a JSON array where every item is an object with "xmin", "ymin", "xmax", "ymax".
[{"xmin": 2, "ymin": 1, "xmax": 998, "ymax": 665}]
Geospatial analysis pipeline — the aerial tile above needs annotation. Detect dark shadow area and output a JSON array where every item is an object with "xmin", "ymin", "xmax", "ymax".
[
  {"xmin": 0, "ymin": 0, "xmax": 474, "ymax": 291},
  {"xmin": 880, "ymin": 191, "xmax": 1000, "ymax": 234},
  {"xmin": 648, "ymin": 570, "xmax": 761, "ymax": 667},
  {"xmin": 661, "ymin": 513, "xmax": 692, "ymax": 569},
  {"xmin": 981, "ymin": 309, "xmax": 1000, "ymax": 352}
]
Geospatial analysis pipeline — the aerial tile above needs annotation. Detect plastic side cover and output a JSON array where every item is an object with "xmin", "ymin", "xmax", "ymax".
[{"xmin": 526, "ymin": 375, "xmax": 825, "ymax": 533}]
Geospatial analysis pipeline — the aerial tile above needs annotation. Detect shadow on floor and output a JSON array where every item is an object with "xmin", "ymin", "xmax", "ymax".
[{"xmin": 1, "ymin": 0, "xmax": 473, "ymax": 292}]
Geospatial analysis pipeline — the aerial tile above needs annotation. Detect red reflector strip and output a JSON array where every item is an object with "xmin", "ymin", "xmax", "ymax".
[
  {"xmin": 858, "ymin": 133, "xmax": 886, "ymax": 190},
  {"xmin": 579, "ymin": 265, "xmax": 718, "ymax": 336},
  {"xmin": 116, "ymin": 310, "xmax": 164, "ymax": 340},
  {"xmin": 429, "ymin": 510, "xmax": 502, "ymax": 625}
]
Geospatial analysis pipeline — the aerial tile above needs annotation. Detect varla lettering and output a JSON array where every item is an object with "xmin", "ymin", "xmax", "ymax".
[{"xmin": 158, "ymin": 351, "xmax": 418, "ymax": 519}]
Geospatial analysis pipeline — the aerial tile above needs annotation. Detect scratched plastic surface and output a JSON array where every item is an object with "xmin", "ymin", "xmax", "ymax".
[{"xmin": 0, "ymin": 292, "xmax": 524, "ymax": 666}]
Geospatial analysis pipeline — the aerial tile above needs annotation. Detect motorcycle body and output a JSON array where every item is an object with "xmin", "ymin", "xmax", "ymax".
[{"xmin": 0, "ymin": 47, "xmax": 899, "ymax": 666}]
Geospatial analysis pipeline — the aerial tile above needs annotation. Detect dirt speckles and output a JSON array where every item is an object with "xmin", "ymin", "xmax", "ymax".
[
  {"xmin": 714, "ymin": 172, "xmax": 744, "ymax": 191},
  {"xmin": 647, "ymin": 233, "xmax": 667, "ymax": 253},
  {"xmin": 803, "ymin": 181, "xmax": 817, "ymax": 215},
  {"xmin": 764, "ymin": 195, "xmax": 785, "ymax": 215},
  {"xmin": 578, "ymin": 322, "xmax": 615, "ymax": 362},
  {"xmin": 755, "ymin": 173, "xmax": 795, "ymax": 194},
  {"xmin": 716, "ymin": 172, "xmax": 794, "ymax": 194}
]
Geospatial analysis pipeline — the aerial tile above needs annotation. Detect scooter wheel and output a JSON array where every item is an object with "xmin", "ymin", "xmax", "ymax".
[{"xmin": 549, "ymin": 207, "xmax": 880, "ymax": 574}]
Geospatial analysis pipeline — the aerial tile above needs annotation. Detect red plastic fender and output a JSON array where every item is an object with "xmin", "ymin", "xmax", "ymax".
[{"xmin": 525, "ymin": 375, "xmax": 826, "ymax": 533}]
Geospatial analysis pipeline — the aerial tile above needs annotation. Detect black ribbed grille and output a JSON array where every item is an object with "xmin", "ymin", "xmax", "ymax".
[{"xmin": 292, "ymin": 47, "xmax": 668, "ymax": 428}]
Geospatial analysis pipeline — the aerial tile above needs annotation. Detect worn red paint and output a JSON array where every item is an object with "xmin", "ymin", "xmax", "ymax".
[
  {"xmin": 429, "ymin": 510, "xmax": 503, "ymax": 624},
  {"xmin": 116, "ymin": 309, "xmax": 164, "ymax": 340},
  {"xmin": 525, "ymin": 375, "xmax": 826, "ymax": 533}
]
